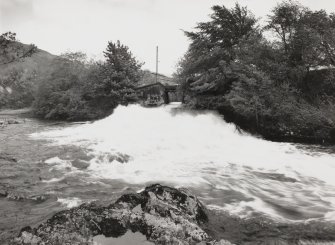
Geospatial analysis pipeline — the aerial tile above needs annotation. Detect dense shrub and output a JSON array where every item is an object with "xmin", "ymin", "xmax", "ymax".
[{"xmin": 0, "ymin": 68, "xmax": 35, "ymax": 109}]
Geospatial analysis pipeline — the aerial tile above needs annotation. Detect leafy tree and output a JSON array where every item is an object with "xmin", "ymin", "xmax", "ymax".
[
  {"xmin": 267, "ymin": 2, "xmax": 335, "ymax": 71},
  {"xmin": 33, "ymin": 53, "xmax": 89, "ymax": 119},
  {"xmin": 297, "ymin": 10, "xmax": 335, "ymax": 68},
  {"xmin": 97, "ymin": 40, "xmax": 143, "ymax": 104},
  {"xmin": 178, "ymin": 3, "xmax": 258, "ymax": 97},
  {"xmin": 266, "ymin": 0, "xmax": 304, "ymax": 55},
  {"xmin": 0, "ymin": 68, "xmax": 36, "ymax": 108},
  {"xmin": 60, "ymin": 51, "xmax": 88, "ymax": 64},
  {"xmin": 185, "ymin": 3, "xmax": 257, "ymax": 60}
]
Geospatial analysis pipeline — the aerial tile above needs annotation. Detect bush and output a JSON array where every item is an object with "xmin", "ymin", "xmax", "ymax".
[{"xmin": 0, "ymin": 68, "xmax": 35, "ymax": 109}]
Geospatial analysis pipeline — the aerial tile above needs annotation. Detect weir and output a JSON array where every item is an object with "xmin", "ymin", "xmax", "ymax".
[{"xmin": 32, "ymin": 104, "xmax": 335, "ymax": 222}]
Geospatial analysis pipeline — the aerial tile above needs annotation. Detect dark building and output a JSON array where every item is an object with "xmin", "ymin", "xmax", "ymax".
[{"xmin": 136, "ymin": 82, "xmax": 179, "ymax": 106}]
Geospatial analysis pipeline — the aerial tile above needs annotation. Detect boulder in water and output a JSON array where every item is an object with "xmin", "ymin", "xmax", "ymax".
[
  {"xmin": 13, "ymin": 184, "xmax": 227, "ymax": 244},
  {"xmin": 0, "ymin": 188, "xmax": 8, "ymax": 197},
  {"xmin": 71, "ymin": 159, "xmax": 90, "ymax": 169},
  {"xmin": 7, "ymin": 119, "xmax": 21, "ymax": 124},
  {"xmin": 0, "ymin": 153, "xmax": 17, "ymax": 162}
]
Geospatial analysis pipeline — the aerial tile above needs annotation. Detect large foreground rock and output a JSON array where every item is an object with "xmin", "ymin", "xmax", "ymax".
[
  {"xmin": 13, "ymin": 184, "xmax": 231, "ymax": 244},
  {"xmin": 13, "ymin": 184, "xmax": 335, "ymax": 245}
]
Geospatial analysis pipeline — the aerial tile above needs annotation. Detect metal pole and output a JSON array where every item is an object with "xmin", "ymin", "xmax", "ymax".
[{"xmin": 156, "ymin": 46, "xmax": 158, "ymax": 83}]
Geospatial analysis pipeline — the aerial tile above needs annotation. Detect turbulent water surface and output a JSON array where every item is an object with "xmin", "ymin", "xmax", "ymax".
[{"xmin": 1, "ymin": 104, "xmax": 335, "ymax": 240}]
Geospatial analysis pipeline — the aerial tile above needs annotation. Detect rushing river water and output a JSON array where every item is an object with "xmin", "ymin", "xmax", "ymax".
[{"xmin": 1, "ymin": 104, "xmax": 335, "ymax": 240}]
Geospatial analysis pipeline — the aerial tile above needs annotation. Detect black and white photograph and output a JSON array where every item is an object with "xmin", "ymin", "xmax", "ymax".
[{"xmin": 1, "ymin": 0, "xmax": 335, "ymax": 244}]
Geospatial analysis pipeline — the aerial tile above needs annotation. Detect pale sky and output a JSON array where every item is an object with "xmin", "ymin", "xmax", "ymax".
[{"xmin": 1, "ymin": 0, "xmax": 335, "ymax": 76}]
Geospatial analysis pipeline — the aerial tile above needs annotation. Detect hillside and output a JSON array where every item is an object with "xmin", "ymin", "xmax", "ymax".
[
  {"xmin": 138, "ymin": 70, "xmax": 176, "ymax": 87},
  {"xmin": 0, "ymin": 43, "xmax": 57, "ymax": 109},
  {"xmin": 0, "ymin": 46, "xmax": 56, "ymax": 77}
]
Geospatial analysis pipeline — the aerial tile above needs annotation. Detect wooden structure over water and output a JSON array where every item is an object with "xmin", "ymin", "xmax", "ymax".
[
  {"xmin": 136, "ymin": 47, "xmax": 181, "ymax": 106},
  {"xmin": 136, "ymin": 82, "xmax": 180, "ymax": 107}
]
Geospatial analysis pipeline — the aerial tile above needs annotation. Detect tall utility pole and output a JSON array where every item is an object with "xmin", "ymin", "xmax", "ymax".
[{"xmin": 156, "ymin": 46, "xmax": 159, "ymax": 83}]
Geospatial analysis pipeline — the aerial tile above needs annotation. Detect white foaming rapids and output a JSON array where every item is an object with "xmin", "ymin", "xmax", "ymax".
[
  {"xmin": 57, "ymin": 197, "xmax": 82, "ymax": 209},
  {"xmin": 31, "ymin": 104, "xmax": 335, "ymax": 221}
]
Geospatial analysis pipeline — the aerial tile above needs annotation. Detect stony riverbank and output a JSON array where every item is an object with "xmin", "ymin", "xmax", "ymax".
[{"xmin": 12, "ymin": 184, "xmax": 335, "ymax": 245}]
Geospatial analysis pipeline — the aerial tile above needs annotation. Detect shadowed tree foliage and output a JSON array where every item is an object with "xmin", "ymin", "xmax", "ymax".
[
  {"xmin": 0, "ymin": 68, "xmax": 36, "ymax": 108},
  {"xmin": 177, "ymin": 3, "xmax": 259, "ymax": 98},
  {"xmin": 266, "ymin": 0, "xmax": 304, "ymax": 55},
  {"xmin": 266, "ymin": 1, "xmax": 335, "ymax": 75},
  {"xmin": 175, "ymin": 1, "xmax": 335, "ymax": 143},
  {"xmin": 185, "ymin": 4, "xmax": 257, "ymax": 59},
  {"xmin": 33, "ymin": 52, "xmax": 89, "ymax": 120}
]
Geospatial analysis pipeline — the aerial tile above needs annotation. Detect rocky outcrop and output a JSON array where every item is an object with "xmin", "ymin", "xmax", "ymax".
[
  {"xmin": 12, "ymin": 184, "xmax": 335, "ymax": 245},
  {"xmin": 0, "ymin": 118, "xmax": 24, "ymax": 128},
  {"xmin": 13, "ymin": 184, "xmax": 230, "ymax": 244}
]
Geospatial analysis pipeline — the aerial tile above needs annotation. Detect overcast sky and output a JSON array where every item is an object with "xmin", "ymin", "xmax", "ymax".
[{"xmin": 1, "ymin": 0, "xmax": 335, "ymax": 75}]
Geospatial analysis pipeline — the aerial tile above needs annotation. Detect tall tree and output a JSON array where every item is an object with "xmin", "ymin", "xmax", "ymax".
[
  {"xmin": 178, "ymin": 3, "xmax": 258, "ymax": 96},
  {"xmin": 266, "ymin": 0, "xmax": 304, "ymax": 55},
  {"xmin": 100, "ymin": 40, "xmax": 143, "ymax": 104},
  {"xmin": 185, "ymin": 3, "xmax": 257, "ymax": 63},
  {"xmin": 267, "ymin": 1, "xmax": 335, "ymax": 70}
]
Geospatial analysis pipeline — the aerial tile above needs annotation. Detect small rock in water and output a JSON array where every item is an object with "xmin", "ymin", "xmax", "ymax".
[
  {"xmin": 71, "ymin": 159, "xmax": 90, "ymax": 169},
  {"xmin": 7, "ymin": 119, "xmax": 21, "ymax": 124},
  {"xmin": 93, "ymin": 231, "xmax": 153, "ymax": 245},
  {"xmin": 0, "ymin": 153, "xmax": 17, "ymax": 162},
  {"xmin": 6, "ymin": 192, "xmax": 25, "ymax": 201},
  {"xmin": 4, "ymin": 191, "xmax": 48, "ymax": 203},
  {"xmin": 0, "ymin": 189, "xmax": 8, "ymax": 197},
  {"xmin": 104, "ymin": 152, "xmax": 131, "ymax": 163},
  {"xmin": 29, "ymin": 195, "xmax": 48, "ymax": 203},
  {"xmin": 115, "ymin": 153, "xmax": 131, "ymax": 163}
]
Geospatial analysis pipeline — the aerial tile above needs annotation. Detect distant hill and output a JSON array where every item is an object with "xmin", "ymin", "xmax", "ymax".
[
  {"xmin": 0, "ymin": 45, "xmax": 174, "ymax": 87},
  {"xmin": 0, "ymin": 45, "xmax": 57, "ymax": 77}
]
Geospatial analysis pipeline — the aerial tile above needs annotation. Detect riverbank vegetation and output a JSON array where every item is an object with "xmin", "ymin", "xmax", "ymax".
[
  {"xmin": 0, "ymin": 38, "xmax": 143, "ymax": 120},
  {"xmin": 175, "ymin": 0, "xmax": 335, "ymax": 143},
  {"xmin": 33, "ymin": 41, "xmax": 143, "ymax": 120}
]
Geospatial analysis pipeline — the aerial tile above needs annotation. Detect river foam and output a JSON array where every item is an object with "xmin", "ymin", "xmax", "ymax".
[
  {"xmin": 31, "ymin": 104, "xmax": 335, "ymax": 222},
  {"xmin": 57, "ymin": 197, "xmax": 83, "ymax": 208}
]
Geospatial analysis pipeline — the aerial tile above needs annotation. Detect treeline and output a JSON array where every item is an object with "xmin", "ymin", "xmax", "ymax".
[
  {"xmin": 175, "ymin": 0, "xmax": 335, "ymax": 143},
  {"xmin": 0, "ymin": 36, "xmax": 143, "ymax": 120}
]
